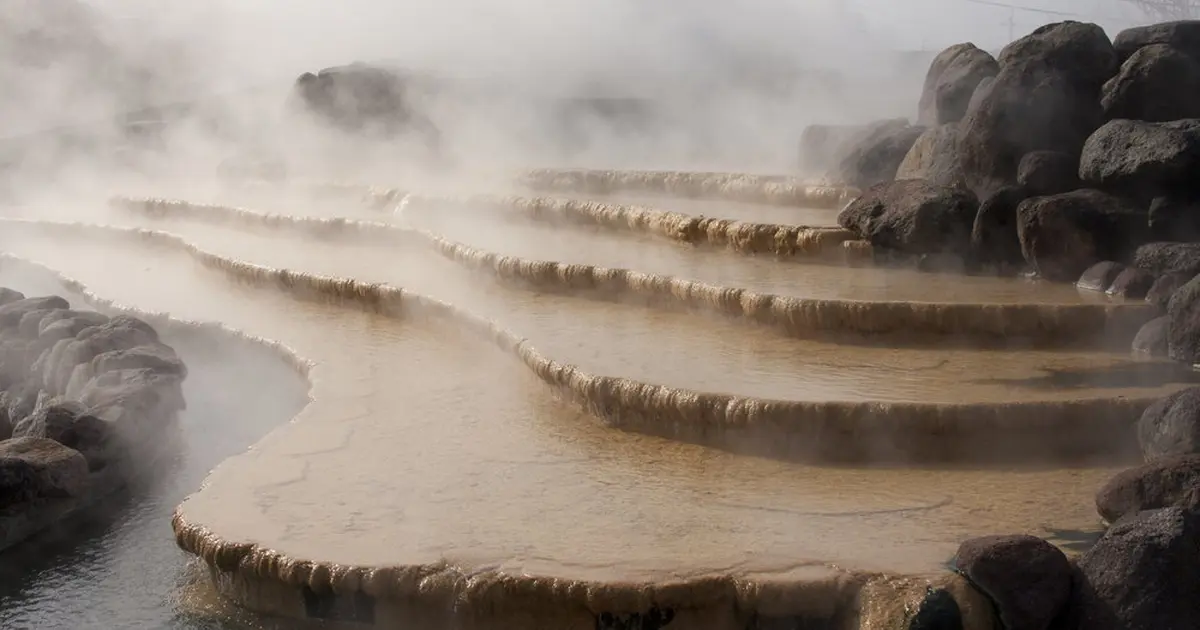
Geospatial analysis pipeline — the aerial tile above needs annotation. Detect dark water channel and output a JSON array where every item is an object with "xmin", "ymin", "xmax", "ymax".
[{"xmin": 0, "ymin": 313, "xmax": 308, "ymax": 629}]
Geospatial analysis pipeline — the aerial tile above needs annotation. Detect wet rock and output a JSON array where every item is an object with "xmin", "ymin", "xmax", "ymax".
[
  {"xmin": 831, "ymin": 122, "xmax": 927, "ymax": 189},
  {"xmin": 1148, "ymin": 195, "xmax": 1200, "ymax": 242},
  {"xmin": 837, "ymin": 179, "xmax": 979, "ymax": 257},
  {"xmin": 1076, "ymin": 261, "xmax": 1126, "ymax": 292},
  {"xmin": 1096, "ymin": 453, "xmax": 1200, "ymax": 522},
  {"xmin": 1107, "ymin": 267, "xmax": 1156, "ymax": 298},
  {"xmin": 1102, "ymin": 44, "xmax": 1200, "ymax": 122},
  {"xmin": 12, "ymin": 399, "xmax": 112, "ymax": 469},
  {"xmin": 1079, "ymin": 118, "xmax": 1200, "ymax": 199},
  {"xmin": 0, "ymin": 288, "xmax": 24, "ymax": 305},
  {"xmin": 1016, "ymin": 189, "xmax": 1148, "ymax": 282},
  {"xmin": 1138, "ymin": 386, "xmax": 1200, "ymax": 458},
  {"xmin": 1016, "ymin": 150, "xmax": 1078, "ymax": 196},
  {"xmin": 953, "ymin": 534, "xmax": 1072, "ymax": 630},
  {"xmin": 959, "ymin": 22, "xmax": 1114, "ymax": 195},
  {"xmin": 0, "ymin": 436, "xmax": 88, "ymax": 502},
  {"xmin": 1147, "ymin": 271, "xmax": 1194, "ymax": 311},
  {"xmin": 1132, "ymin": 316, "xmax": 1170, "ymax": 358},
  {"xmin": 1076, "ymin": 505, "xmax": 1200, "ymax": 630},
  {"xmin": 970, "ymin": 185, "xmax": 1029, "ymax": 270},
  {"xmin": 1114, "ymin": 20, "xmax": 1200, "ymax": 63},
  {"xmin": 1167, "ymin": 274, "xmax": 1200, "ymax": 363},
  {"xmin": 1135, "ymin": 242, "xmax": 1200, "ymax": 277},
  {"xmin": 918, "ymin": 43, "xmax": 1000, "ymax": 126},
  {"xmin": 895, "ymin": 123, "xmax": 964, "ymax": 186},
  {"xmin": 0, "ymin": 296, "xmax": 69, "ymax": 329},
  {"xmin": 908, "ymin": 588, "xmax": 963, "ymax": 630}
]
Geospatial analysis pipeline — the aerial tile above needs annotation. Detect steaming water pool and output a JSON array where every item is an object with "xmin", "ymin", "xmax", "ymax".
[{"xmin": 0, "ymin": 275, "xmax": 308, "ymax": 630}]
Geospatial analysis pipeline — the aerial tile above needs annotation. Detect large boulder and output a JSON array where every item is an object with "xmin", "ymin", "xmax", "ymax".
[
  {"xmin": 1108, "ymin": 266, "xmax": 1156, "ymax": 298},
  {"xmin": 1102, "ymin": 44, "xmax": 1200, "ymax": 122},
  {"xmin": 1079, "ymin": 118, "xmax": 1200, "ymax": 199},
  {"xmin": 1148, "ymin": 195, "xmax": 1200, "ymax": 241},
  {"xmin": 837, "ymin": 180, "xmax": 979, "ymax": 257},
  {"xmin": 895, "ymin": 123, "xmax": 964, "ymax": 186},
  {"xmin": 43, "ymin": 315, "xmax": 158, "ymax": 394},
  {"xmin": 1135, "ymin": 242, "xmax": 1200, "ymax": 277},
  {"xmin": 0, "ymin": 288, "xmax": 24, "ymax": 305},
  {"xmin": 1016, "ymin": 150, "xmax": 1079, "ymax": 196},
  {"xmin": 1114, "ymin": 20, "xmax": 1200, "ymax": 63},
  {"xmin": 1076, "ymin": 261, "xmax": 1125, "ymax": 292},
  {"xmin": 798, "ymin": 120, "xmax": 906, "ymax": 175},
  {"xmin": 1132, "ymin": 315, "xmax": 1170, "ymax": 357},
  {"xmin": 77, "ymin": 367, "xmax": 185, "ymax": 443},
  {"xmin": 830, "ymin": 122, "xmax": 926, "ymax": 189},
  {"xmin": 958, "ymin": 22, "xmax": 1116, "ymax": 195},
  {"xmin": 0, "ymin": 436, "xmax": 88, "ymax": 506},
  {"xmin": 1096, "ymin": 453, "xmax": 1200, "ymax": 522},
  {"xmin": 970, "ymin": 185, "xmax": 1029, "ymax": 270},
  {"xmin": 12, "ymin": 399, "xmax": 112, "ymax": 469},
  {"xmin": 1167, "ymin": 274, "xmax": 1200, "ymax": 362},
  {"xmin": 1137, "ymin": 386, "xmax": 1200, "ymax": 459},
  {"xmin": 952, "ymin": 534, "xmax": 1072, "ymax": 630},
  {"xmin": 0, "ymin": 296, "xmax": 69, "ymax": 330},
  {"xmin": 1147, "ymin": 271, "xmax": 1194, "ymax": 311},
  {"xmin": 1076, "ymin": 506, "xmax": 1200, "ymax": 630},
  {"xmin": 917, "ymin": 43, "xmax": 1000, "ymax": 126},
  {"xmin": 1016, "ymin": 189, "xmax": 1148, "ymax": 282}
]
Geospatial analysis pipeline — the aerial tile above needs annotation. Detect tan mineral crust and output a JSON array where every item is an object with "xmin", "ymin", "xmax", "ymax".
[{"xmin": 0, "ymin": 211, "xmax": 1186, "ymax": 626}]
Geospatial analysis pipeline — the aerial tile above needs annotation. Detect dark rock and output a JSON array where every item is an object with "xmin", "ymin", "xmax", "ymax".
[
  {"xmin": 0, "ymin": 404, "xmax": 9, "ymax": 440},
  {"xmin": 1016, "ymin": 189, "xmax": 1148, "ymax": 282},
  {"xmin": 1138, "ymin": 386, "xmax": 1200, "ymax": 459},
  {"xmin": 917, "ymin": 43, "xmax": 1000, "ymax": 126},
  {"xmin": 1114, "ymin": 20, "xmax": 1200, "ymax": 63},
  {"xmin": 78, "ymin": 367, "xmax": 185, "ymax": 439},
  {"xmin": 1107, "ymin": 267, "xmax": 1156, "ymax": 298},
  {"xmin": 895, "ymin": 123, "xmax": 964, "ymax": 186},
  {"xmin": 1167, "ymin": 274, "xmax": 1200, "ymax": 362},
  {"xmin": 1148, "ymin": 195, "xmax": 1200, "ymax": 241},
  {"xmin": 1147, "ymin": 271, "xmax": 1194, "ymax": 310},
  {"xmin": 830, "ymin": 123, "xmax": 927, "ymax": 189},
  {"xmin": 36, "ymin": 309, "xmax": 107, "ymax": 337},
  {"xmin": 1017, "ymin": 150, "xmax": 1079, "ymax": 196},
  {"xmin": 90, "ymin": 343, "xmax": 186, "ymax": 379},
  {"xmin": 4, "ymin": 380, "xmax": 39, "ymax": 426},
  {"xmin": 953, "ymin": 534, "xmax": 1072, "ymax": 630},
  {"xmin": 12, "ymin": 400, "xmax": 112, "ymax": 469},
  {"xmin": 0, "ymin": 436, "xmax": 88, "ymax": 502},
  {"xmin": 1076, "ymin": 261, "xmax": 1126, "ymax": 292},
  {"xmin": 0, "ymin": 288, "xmax": 24, "ymax": 305},
  {"xmin": 966, "ymin": 76, "xmax": 994, "ymax": 115},
  {"xmin": 970, "ymin": 185, "xmax": 1030, "ymax": 270},
  {"xmin": 1077, "ymin": 505, "xmax": 1200, "ymax": 630},
  {"xmin": 1133, "ymin": 315, "xmax": 1170, "ymax": 357},
  {"xmin": 1102, "ymin": 44, "xmax": 1200, "ymax": 122},
  {"xmin": 1079, "ymin": 118, "xmax": 1200, "ymax": 199},
  {"xmin": 46, "ymin": 315, "xmax": 159, "ymax": 394},
  {"xmin": 1135, "ymin": 242, "xmax": 1200, "ymax": 277},
  {"xmin": 0, "ymin": 296, "xmax": 69, "ymax": 329},
  {"xmin": 799, "ymin": 120, "xmax": 906, "ymax": 174},
  {"xmin": 908, "ymin": 587, "xmax": 963, "ymax": 630},
  {"xmin": 998, "ymin": 21, "xmax": 1118, "ymax": 86},
  {"xmin": 1097, "ymin": 453, "xmax": 1200, "ymax": 522},
  {"xmin": 837, "ymin": 180, "xmax": 979, "ymax": 257}
]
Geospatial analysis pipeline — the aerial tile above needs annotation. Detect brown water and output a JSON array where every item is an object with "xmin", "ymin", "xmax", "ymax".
[
  {"xmin": 72, "ymin": 211, "xmax": 1182, "ymax": 405},
  {"xmin": 569, "ymin": 194, "xmax": 842, "ymax": 226},
  {"xmin": 0, "ymin": 222, "xmax": 1123, "ymax": 580}
]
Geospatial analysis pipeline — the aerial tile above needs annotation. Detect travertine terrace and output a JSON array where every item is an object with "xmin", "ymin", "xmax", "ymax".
[{"xmin": 0, "ymin": 169, "xmax": 1190, "ymax": 628}]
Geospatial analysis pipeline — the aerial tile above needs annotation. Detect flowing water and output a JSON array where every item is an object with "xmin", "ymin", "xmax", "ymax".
[{"xmin": 0, "ymin": 181, "xmax": 1183, "ymax": 628}]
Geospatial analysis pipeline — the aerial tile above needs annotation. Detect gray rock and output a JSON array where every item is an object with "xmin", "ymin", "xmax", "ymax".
[
  {"xmin": 0, "ymin": 436, "xmax": 88, "ymax": 503},
  {"xmin": 0, "ymin": 296, "xmax": 69, "ymax": 329},
  {"xmin": 837, "ymin": 179, "xmax": 979, "ymax": 257},
  {"xmin": 830, "ymin": 122, "xmax": 927, "ymax": 189},
  {"xmin": 12, "ymin": 399, "xmax": 112, "ymax": 470},
  {"xmin": 0, "ymin": 288, "xmax": 24, "ymax": 305},
  {"xmin": 1079, "ymin": 119, "xmax": 1200, "ymax": 199},
  {"xmin": 1167, "ymin": 274, "xmax": 1200, "ymax": 363},
  {"xmin": 895, "ymin": 123, "xmax": 964, "ymax": 186},
  {"xmin": 1077, "ymin": 261, "xmax": 1126, "ymax": 292},
  {"xmin": 970, "ymin": 185, "xmax": 1029, "ymax": 270},
  {"xmin": 917, "ymin": 43, "xmax": 999, "ymax": 126},
  {"xmin": 1096, "ymin": 453, "xmax": 1200, "ymax": 522},
  {"xmin": 1114, "ymin": 20, "xmax": 1200, "ymax": 63},
  {"xmin": 1017, "ymin": 189, "xmax": 1148, "ymax": 282},
  {"xmin": 1135, "ymin": 242, "xmax": 1200, "ymax": 277},
  {"xmin": 953, "ymin": 534, "xmax": 1072, "ymax": 630},
  {"xmin": 1132, "ymin": 316, "xmax": 1170, "ymax": 358},
  {"xmin": 1148, "ymin": 196, "xmax": 1200, "ymax": 242},
  {"xmin": 1138, "ymin": 386, "xmax": 1200, "ymax": 459},
  {"xmin": 1102, "ymin": 44, "xmax": 1200, "ymax": 122},
  {"xmin": 1107, "ymin": 267, "xmax": 1156, "ymax": 299},
  {"xmin": 1016, "ymin": 150, "xmax": 1079, "ymax": 196},
  {"xmin": 1077, "ymin": 506, "xmax": 1200, "ymax": 630},
  {"xmin": 1147, "ymin": 271, "xmax": 1194, "ymax": 311}
]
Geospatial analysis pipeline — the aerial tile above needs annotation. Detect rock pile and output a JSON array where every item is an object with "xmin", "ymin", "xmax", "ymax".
[
  {"xmin": 0, "ymin": 288, "xmax": 186, "ymax": 550},
  {"xmin": 806, "ymin": 19, "xmax": 1200, "ymax": 363}
]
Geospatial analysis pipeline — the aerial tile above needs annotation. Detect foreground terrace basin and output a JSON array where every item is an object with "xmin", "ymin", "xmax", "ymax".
[{"xmin": 0, "ymin": 170, "xmax": 1187, "ymax": 628}]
